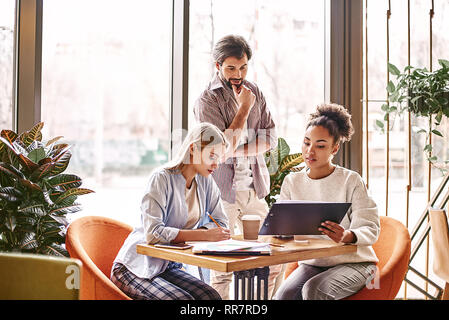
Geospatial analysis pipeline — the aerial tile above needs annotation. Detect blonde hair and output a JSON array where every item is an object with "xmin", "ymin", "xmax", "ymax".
[{"xmin": 164, "ymin": 122, "xmax": 229, "ymax": 173}]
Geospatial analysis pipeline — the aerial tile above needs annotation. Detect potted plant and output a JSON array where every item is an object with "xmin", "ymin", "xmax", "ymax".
[
  {"xmin": 0, "ymin": 122, "xmax": 94, "ymax": 256},
  {"xmin": 264, "ymin": 137, "xmax": 304, "ymax": 208},
  {"xmin": 377, "ymin": 59, "xmax": 449, "ymax": 165}
]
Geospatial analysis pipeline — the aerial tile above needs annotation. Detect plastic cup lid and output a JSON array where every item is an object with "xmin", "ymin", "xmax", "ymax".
[{"xmin": 242, "ymin": 214, "xmax": 260, "ymax": 221}]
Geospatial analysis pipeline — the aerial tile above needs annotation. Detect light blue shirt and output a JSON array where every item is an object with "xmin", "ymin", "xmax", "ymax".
[{"xmin": 113, "ymin": 168, "xmax": 229, "ymax": 280}]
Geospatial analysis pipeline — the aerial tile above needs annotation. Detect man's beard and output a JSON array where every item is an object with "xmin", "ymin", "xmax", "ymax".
[
  {"xmin": 227, "ymin": 79, "xmax": 242, "ymax": 90},
  {"xmin": 219, "ymin": 70, "xmax": 242, "ymax": 90}
]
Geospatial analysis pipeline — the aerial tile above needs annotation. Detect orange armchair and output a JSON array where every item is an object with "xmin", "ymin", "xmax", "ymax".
[
  {"xmin": 66, "ymin": 216, "xmax": 133, "ymax": 300},
  {"xmin": 283, "ymin": 216, "xmax": 411, "ymax": 300}
]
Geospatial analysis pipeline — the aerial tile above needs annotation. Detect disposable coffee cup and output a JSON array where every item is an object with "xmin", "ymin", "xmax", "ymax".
[{"xmin": 242, "ymin": 215, "xmax": 261, "ymax": 240}]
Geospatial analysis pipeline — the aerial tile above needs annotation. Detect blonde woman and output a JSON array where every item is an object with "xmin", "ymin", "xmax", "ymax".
[{"xmin": 111, "ymin": 122, "xmax": 231, "ymax": 300}]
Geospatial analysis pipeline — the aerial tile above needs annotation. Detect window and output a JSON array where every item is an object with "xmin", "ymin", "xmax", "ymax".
[
  {"xmin": 0, "ymin": 0, "xmax": 15, "ymax": 130},
  {"xmin": 363, "ymin": 0, "xmax": 449, "ymax": 298},
  {"xmin": 41, "ymin": 0, "xmax": 172, "ymax": 226},
  {"xmin": 188, "ymin": 0, "xmax": 326, "ymax": 153}
]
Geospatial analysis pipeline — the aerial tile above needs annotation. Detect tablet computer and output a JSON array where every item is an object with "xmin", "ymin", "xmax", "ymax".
[{"xmin": 259, "ymin": 200, "xmax": 351, "ymax": 236}]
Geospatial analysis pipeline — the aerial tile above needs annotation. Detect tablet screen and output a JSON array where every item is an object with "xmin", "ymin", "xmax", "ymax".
[{"xmin": 259, "ymin": 201, "xmax": 351, "ymax": 236}]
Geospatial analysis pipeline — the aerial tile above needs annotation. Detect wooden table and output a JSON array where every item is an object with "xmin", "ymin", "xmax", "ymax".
[{"xmin": 137, "ymin": 235, "xmax": 356, "ymax": 300}]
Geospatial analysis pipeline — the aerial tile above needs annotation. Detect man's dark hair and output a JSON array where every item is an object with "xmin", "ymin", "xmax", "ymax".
[{"xmin": 213, "ymin": 35, "xmax": 252, "ymax": 65}]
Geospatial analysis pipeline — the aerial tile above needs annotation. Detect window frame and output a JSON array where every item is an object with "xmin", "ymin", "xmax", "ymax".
[
  {"xmin": 13, "ymin": 0, "xmax": 363, "ymax": 172},
  {"xmin": 14, "ymin": 0, "xmax": 43, "ymax": 133}
]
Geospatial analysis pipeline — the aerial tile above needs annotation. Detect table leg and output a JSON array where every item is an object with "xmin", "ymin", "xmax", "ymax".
[
  {"xmin": 197, "ymin": 266, "xmax": 204, "ymax": 282},
  {"xmin": 233, "ymin": 266, "xmax": 270, "ymax": 300},
  {"xmin": 255, "ymin": 266, "xmax": 270, "ymax": 300}
]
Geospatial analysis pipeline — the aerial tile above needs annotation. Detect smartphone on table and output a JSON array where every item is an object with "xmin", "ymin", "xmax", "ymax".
[{"xmin": 154, "ymin": 243, "xmax": 193, "ymax": 250}]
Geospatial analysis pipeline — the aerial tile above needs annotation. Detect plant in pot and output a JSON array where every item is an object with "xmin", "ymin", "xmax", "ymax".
[
  {"xmin": 264, "ymin": 137, "xmax": 305, "ymax": 208},
  {"xmin": 0, "ymin": 122, "xmax": 94, "ymax": 256},
  {"xmin": 377, "ymin": 59, "xmax": 449, "ymax": 166}
]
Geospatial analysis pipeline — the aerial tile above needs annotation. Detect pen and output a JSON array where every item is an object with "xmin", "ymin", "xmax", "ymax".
[
  {"xmin": 269, "ymin": 243, "xmax": 285, "ymax": 247},
  {"xmin": 207, "ymin": 213, "xmax": 223, "ymax": 229}
]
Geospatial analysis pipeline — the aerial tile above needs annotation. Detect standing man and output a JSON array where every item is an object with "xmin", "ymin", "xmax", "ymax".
[{"xmin": 193, "ymin": 34, "xmax": 282, "ymax": 299}]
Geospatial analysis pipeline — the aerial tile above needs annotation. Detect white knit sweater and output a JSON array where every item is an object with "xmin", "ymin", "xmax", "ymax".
[{"xmin": 279, "ymin": 165, "xmax": 380, "ymax": 266}]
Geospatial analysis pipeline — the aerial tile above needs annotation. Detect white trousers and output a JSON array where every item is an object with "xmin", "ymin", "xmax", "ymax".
[{"xmin": 210, "ymin": 189, "xmax": 284, "ymax": 299}]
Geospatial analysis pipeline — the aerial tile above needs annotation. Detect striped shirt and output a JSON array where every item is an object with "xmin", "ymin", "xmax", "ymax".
[{"xmin": 193, "ymin": 72, "xmax": 277, "ymax": 203}]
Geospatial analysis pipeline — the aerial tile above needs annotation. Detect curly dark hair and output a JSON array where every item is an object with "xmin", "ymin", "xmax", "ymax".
[{"xmin": 306, "ymin": 103, "xmax": 354, "ymax": 144}]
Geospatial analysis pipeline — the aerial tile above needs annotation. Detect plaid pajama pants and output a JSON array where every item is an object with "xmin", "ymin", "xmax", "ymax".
[{"xmin": 111, "ymin": 262, "xmax": 221, "ymax": 300}]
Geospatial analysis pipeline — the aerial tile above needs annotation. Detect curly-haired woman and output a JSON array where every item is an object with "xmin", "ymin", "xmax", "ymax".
[{"xmin": 273, "ymin": 103, "xmax": 380, "ymax": 300}]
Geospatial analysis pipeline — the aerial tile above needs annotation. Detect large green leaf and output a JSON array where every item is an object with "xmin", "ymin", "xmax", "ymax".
[
  {"xmin": 4, "ymin": 213, "xmax": 17, "ymax": 232},
  {"xmin": 27, "ymin": 147, "xmax": 47, "ymax": 164},
  {"xmin": 48, "ymin": 214, "xmax": 69, "ymax": 226},
  {"xmin": 42, "ymin": 186, "xmax": 54, "ymax": 206},
  {"xmin": 48, "ymin": 143, "xmax": 69, "ymax": 158},
  {"xmin": 0, "ymin": 136, "xmax": 19, "ymax": 157},
  {"xmin": 279, "ymin": 153, "xmax": 304, "ymax": 172},
  {"xmin": 54, "ymin": 188, "xmax": 94, "ymax": 205},
  {"xmin": 264, "ymin": 150, "xmax": 279, "ymax": 176},
  {"xmin": 0, "ymin": 187, "xmax": 23, "ymax": 202},
  {"xmin": 46, "ymin": 174, "xmax": 82, "ymax": 191},
  {"xmin": 49, "ymin": 204, "xmax": 82, "ymax": 216},
  {"xmin": 0, "ymin": 139, "xmax": 5, "ymax": 156},
  {"xmin": 45, "ymin": 136, "xmax": 64, "ymax": 148},
  {"xmin": 12, "ymin": 139, "xmax": 28, "ymax": 154},
  {"xmin": 25, "ymin": 140, "xmax": 41, "ymax": 153},
  {"xmin": 29, "ymin": 161, "xmax": 56, "ymax": 182},
  {"xmin": 1, "ymin": 137, "xmax": 40, "ymax": 174},
  {"xmin": 0, "ymin": 130, "xmax": 17, "ymax": 160},
  {"xmin": 18, "ymin": 204, "xmax": 46, "ymax": 217},
  {"xmin": 411, "ymin": 95, "xmax": 423, "ymax": 105},
  {"xmin": 15, "ymin": 215, "xmax": 37, "ymax": 233},
  {"xmin": 20, "ymin": 122, "xmax": 44, "ymax": 146},
  {"xmin": 387, "ymin": 80, "xmax": 396, "ymax": 93},
  {"xmin": 41, "ymin": 224, "xmax": 65, "ymax": 237},
  {"xmin": 438, "ymin": 59, "xmax": 449, "ymax": 69},
  {"xmin": 0, "ymin": 162, "xmax": 25, "ymax": 179},
  {"xmin": 264, "ymin": 138, "xmax": 290, "ymax": 176},
  {"xmin": 39, "ymin": 243, "xmax": 67, "ymax": 257},
  {"xmin": 50, "ymin": 146, "xmax": 72, "ymax": 175},
  {"xmin": 277, "ymin": 138, "xmax": 290, "ymax": 164},
  {"xmin": 443, "ymin": 106, "xmax": 449, "ymax": 118},
  {"xmin": 388, "ymin": 63, "xmax": 401, "ymax": 76},
  {"xmin": 432, "ymin": 129, "xmax": 443, "ymax": 137},
  {"xmin": 5, "ymin": 148, "xmax": 20, "ymax": 169},
  {"xmin": 19, "ymin": 178, "xmax": 43, "ymax": 193},
  {"xmin": 0, "ymin": 143, "xmax": 5, "ymax": 162},
  {"xmin": 18, "ymin": 154, "xmax": 39, "ymax": 175},
  {"xmin": 0, "ymin": 130, "xmax": 18, "ymax": 145},
  {"xmin": 425, "ymin": 97, "xmax": 440, "ymax": 111},
  {"xmin": 19, "ymin": 232, "xmax": 39, "ymax": 250}
]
